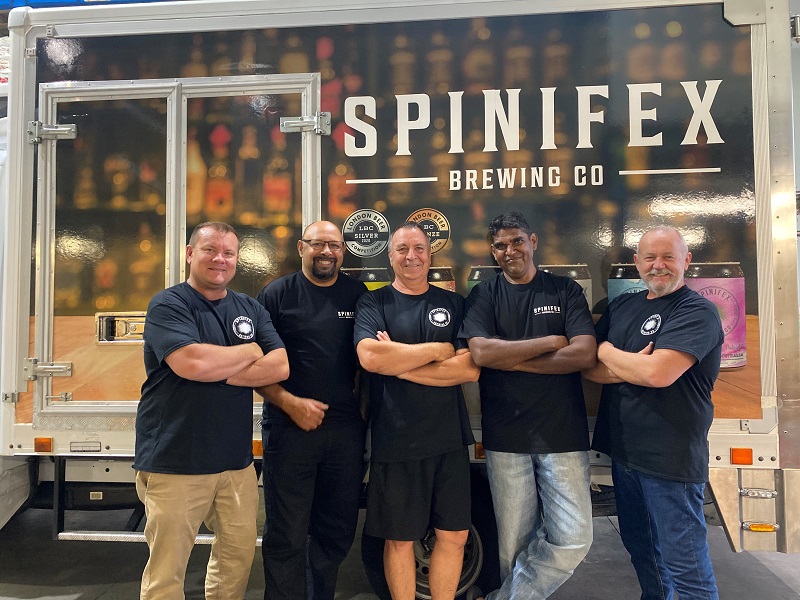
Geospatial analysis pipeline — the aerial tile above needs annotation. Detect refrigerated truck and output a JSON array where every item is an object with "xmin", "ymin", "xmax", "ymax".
[{"xmin": 0, "ymin": 0, "xmax": 798, "ymax": 595}]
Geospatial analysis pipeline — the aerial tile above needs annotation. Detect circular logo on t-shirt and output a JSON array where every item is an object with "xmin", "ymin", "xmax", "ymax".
[
  {"xmin": 640, "ymin": 314, "xmax": 662, "ymax": 336},
  {"xmin": 407, "ymin": 208, "xmax": 450, "ymax": 254},
  {"xmin": 233, "ymin": 316, "xmax": 255, "ymax": 340},
  {"xmin": 343, "ymin": 209, "xmax": 390, "ymax": 257},
  {"xmin": 428, "ymin": 307, "xmax": 451, "ymax": 328}
]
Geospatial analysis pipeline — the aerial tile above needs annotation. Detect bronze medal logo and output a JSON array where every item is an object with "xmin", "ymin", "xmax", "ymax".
[{"xmin": 407, "ymin": 208, "xmax": 450, "ymax": 254}]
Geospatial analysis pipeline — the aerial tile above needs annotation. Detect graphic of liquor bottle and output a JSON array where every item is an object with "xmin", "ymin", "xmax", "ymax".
[
  {"xmin": 328, "ymin": 122, "xmax": 359, "ymax": 220},
  {"xmin": 263, "ymin": 126, "xmax": 293, "ymax": 217},
  {"xmin": 104, "ymin": 153, "xmax": 134, "ymax": 210},
  {"xmin": 318, "ymin": 36, "xmax": 343, "ymax": 119},
  {"xmin": 181, "ymin": 34, "xmax": 209, "ymax": 78},
  {"xmin": 462, "ymin": 122, "xmax": 493, "ymax": 201},
  {"xmin": 541, "ymin": 25, "xmax": 571, "ymax": 87},
  {"xmin": 235, "ymin": 124, "xmax": 263, "ymax": 224},
  {"xmin": 387, "ymin": 151, "xmax": 413, "ymax": 206},
  {"xmin": 430, "ymin": 128, "xmax": 457, "ymax": 201},
  {"xmin": 342, "ymin": 35, "xmax": 364, "ymax": 96},
  {"xmin": 186, "ymin": 125, "xmax": 206, "ymax": 219},
  {"xmin": 73, "ymin": 164, "xmax": 98, "ymax": 209},
  {"xmin": 238, "ymin": 31, "xmax": 257, "ymax": 75},
  {"xmin": 138, "ymin": 157, "xmax": 163, "ymax": 209},
  {"xmin": 503, "ymin": 24, "xmax": 534, "ymax": 91},
  {"xmin": 462, "ymin": 18, "xmax": 495, "ymax": 95},
  {"xmin": 280, "ymin": 33, "xmax": 310, "ymax": 114},
  {"xmin": 545, "ymin": 112, "xmax": 572, "ymax": 197},
  {"xmin": 626, "ymin": 19, "xmax": 656, "ymax": 83},
  {"xmin": 128, "ymin": 220, "xmax": 164, "ymax": 310},
  {"xmin": 425, "ymin": 28, "xmax": 454, "ymax": 96},
  {"xmin": 205, "ymin": 124, "xmax": 234, "ymax": 219},
  {"xmin": 390, "ymin": 28, "xmax": 416, "ymax": 96}
]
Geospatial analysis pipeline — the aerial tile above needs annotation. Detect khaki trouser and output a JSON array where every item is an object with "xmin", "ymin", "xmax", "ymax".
[{"xmin": 135, "ymin": 464, "xmax": 258, "ymax": 600}]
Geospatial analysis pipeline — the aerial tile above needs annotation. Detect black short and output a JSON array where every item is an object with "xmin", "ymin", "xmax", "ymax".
[{"xmin": 364, "ymin": 446, "xmax": 471, "ymax": 541}]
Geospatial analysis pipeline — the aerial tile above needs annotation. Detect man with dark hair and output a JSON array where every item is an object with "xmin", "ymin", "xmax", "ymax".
[
  {"xmin": 257, "ymin": 221, "xmax": 367, "ymax": 600},
  {"xmin": 135, "ymin": 221, "xmax": 289, "ymax": 599},
  {"xmin": 585, "ymin": 225, "xmax": 722, "ymax": 599},
  {"xmin": 460, "ymin": 211, "xmax": 596, "ymax": 599},
  {"xmin": 355, "ymin": 221, "xmax": 479, "ymax": 600}
]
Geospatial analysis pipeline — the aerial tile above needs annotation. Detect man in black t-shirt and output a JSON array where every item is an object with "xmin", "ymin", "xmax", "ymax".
[
  {"xmin": 354, "ymin": 222, "xmax": 479, "ymax": 600},
  {"xmin": 459, "ymin": 212, "xmax": 596, "ymax": 600},
  {"xmin": 585, "ymin": 225, "xmax": 723, "ymax": 600},
  {"xmin": 135, "ymin": 222, "xmax": 289, "ymax": 599},
  {"xmin": 256, "ymin": 221, "xmax": 366, "ymax": 600}
]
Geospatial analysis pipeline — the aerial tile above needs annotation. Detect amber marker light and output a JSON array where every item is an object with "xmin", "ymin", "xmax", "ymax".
[
  {"xmin": 730, "ymin": 448, "xmax": 754, "ymax": 465},
  {"xmin": 33, "ymin": 437, "xmax": 53, "ymax": 453},
  {"xmin": 252, "ymin": 440, "xmax": 263, "ymax": 458},
  {"xmin": 474, "ymin": 442, "xmax": 485, "ymax": 460},
  {"xmin": 742, "ymin": 521, "xmax": 780, "ymax": 533}
]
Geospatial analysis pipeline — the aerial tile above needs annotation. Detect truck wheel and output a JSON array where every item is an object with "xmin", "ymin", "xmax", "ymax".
[{"xmin": 361, "ymin": 526, "xmax": 484, "ymax": 600}]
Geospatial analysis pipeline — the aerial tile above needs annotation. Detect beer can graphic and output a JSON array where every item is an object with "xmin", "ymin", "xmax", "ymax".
[
  {"xmin": 607, "ymin": 263, "xmax": 647, "ymax": 302},
  {"xmin": 341, "ymin": 267, "xmax": 391, "ymax": 290},
  {"xmin": 428, "ymin": 266, "xmax": 456, "ymax": 292},
  {"xmin": 467, "ymin": 265, "xmax": 502, "ymax": 292},
  {"xmin": 539, "ymin": 264, "xmax": 593, "ymax": 308},
  {"xmin": 685, "ymin": 262, "xmax": 746, "ymax": 369}
]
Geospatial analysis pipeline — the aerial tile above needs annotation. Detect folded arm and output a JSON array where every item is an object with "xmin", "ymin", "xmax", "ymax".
[
  {"xmin": 227, "ymin": 348, "xmax": 289, "ymax": 388},
  {"xmin": 260, "ymin": 383, "xmax": 328, "ymax": 431},
  {"xmin": 596, "ymin": 341, "xmax": 696, "ymax": 388},
  {"xmin": 508, "ymin": 334, "xmax": 597, "ymax": 374},
  {"xmin": 583, "ymin": 360, "xmax": 625, "ymax": 384},
  {"xmin": 467, "ymin": 335, "xmax": 569, "ymax": 371},
  {"xmin": 356, "ymin": 336, "xmax": 455, "ymax": 376},
  {"xmin": 397, "ymin": 349, "xmax": 480, "ymax": 387},
  {"xmin": 165, "ymin": 341, "xmax": 264, "ymax": 382}
]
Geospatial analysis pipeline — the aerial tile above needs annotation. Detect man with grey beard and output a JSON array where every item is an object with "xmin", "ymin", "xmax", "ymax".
[
  {"xmin": 257, "ymin": 221, "xmax": 367, "ymax": 600},
  {"xmin": 585, "ymin": 225, "xmax": 724, "ymax": 600}
]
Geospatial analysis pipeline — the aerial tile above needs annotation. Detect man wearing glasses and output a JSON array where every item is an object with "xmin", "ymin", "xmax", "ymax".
[
  {"xmin": 459, "ymin": 211, "xmax": 596, "ymax": 600},
  {"xmin": 256, "ymin": 221, "xmax": 367, "ymax": 600}
]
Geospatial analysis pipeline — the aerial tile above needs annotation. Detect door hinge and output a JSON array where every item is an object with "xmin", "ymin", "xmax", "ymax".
[
  {"xmin": 2, "ymin": 392, "xmax": 19, "ymax": 404},
  {"xmin": 27, "ymin": 121, "xmax": 77, "ymax": 145},
  {"xmin": 23, "ymin": 357, "xmax": 73, "ymax": 381},
  {"xmin": 280, "ymin": 111, "xmax": 331, "ymax": 136},
  {"xmin": 792, "ymin": 15, "xmax": 800, "ymax": 44}
]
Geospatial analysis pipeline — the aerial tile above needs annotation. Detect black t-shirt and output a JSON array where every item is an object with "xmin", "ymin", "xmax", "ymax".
[
  {"xmin": 354, "ymin": 285, "xmax": 474, "ymax": 462},
  {"xmin": 591, "ymin": 285, "xmax": 723, "ymax": 482},
  {"xmin": 257, "ymin": 271, "xmax": 366, "ymax": 429},
  {"xmin": 134, "ymin": 282, "xmax": 284, "ymax": 475},
  {"xmin": 459, "ymin": 271, "xmax": 595, "ymax": 454}
]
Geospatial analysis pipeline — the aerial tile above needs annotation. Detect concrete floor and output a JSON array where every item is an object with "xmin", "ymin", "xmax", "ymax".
[{"xmin": 1, "ymin": 507, "xmax": 799, "ymax": 599}]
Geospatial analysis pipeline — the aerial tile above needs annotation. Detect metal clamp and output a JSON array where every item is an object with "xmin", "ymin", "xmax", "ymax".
[
  {"xmin": 23, "ymin": 358, "xmax": 73, "ymax": 381},
  {"xmin": 740, "ymin": 487, "xmax": 778, "ymax": 499},
  {"xmin": 280, "ymin": 111, "xmax": 331, "ymax": 136},
  {"xmin": 27, "ymin": 121, "xmax": 77, "ymax": 144}
]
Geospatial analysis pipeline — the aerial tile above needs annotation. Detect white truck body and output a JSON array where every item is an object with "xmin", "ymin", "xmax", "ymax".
[{"xmin": 0, "ymin": 0, "xmax": 798, "ymax": 589}]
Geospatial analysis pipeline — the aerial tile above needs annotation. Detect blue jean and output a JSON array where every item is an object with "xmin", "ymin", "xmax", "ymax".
[
  {"xmin": 485, "ymin": 450, "xmax": 593, "ymax": 600},
  {"xmin": 612, "ymin": 461, "xmax": 719, "ymax": 600}
]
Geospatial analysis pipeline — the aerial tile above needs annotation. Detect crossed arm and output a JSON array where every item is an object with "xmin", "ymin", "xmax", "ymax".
[
  {"xmin": 356, "ymin": 333, "xmax": 479, "ymax": 387},
  {"xmin": 583, "ymin": 341, "xmax": 696, "ymax": 388},
  {"xmin": 165, "ymin": 342, "xmax": 289, "ymax": 388},
  {"xmin": 467, "ymin": 334, "xmax": 597, "ymax": 374}
]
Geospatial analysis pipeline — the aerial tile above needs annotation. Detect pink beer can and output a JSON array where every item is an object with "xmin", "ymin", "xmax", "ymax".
[{"xmin": 685, "ymin": 262, "xmax": 746, "ymax": 369}]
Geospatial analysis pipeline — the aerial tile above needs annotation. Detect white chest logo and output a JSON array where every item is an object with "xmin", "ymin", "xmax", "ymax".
[
  {"xmin": 640, "ymin": 314, "xmax": 661, "ymax": 336},
  {"xmin": 428, "ymin": 308, "xmax": 451, "ymax": 328},
  {"xmin": 233, "ymin": 316, "xmax": 255, "ymax": 340}
]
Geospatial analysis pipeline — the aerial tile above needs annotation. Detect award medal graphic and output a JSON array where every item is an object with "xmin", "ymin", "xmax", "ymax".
[
  {"xmin": 407, "ymin": 208, "xmax": 451, "ymax": 254},
  {"xmin": 343, "ymin": 210, "xmax": 390, "ymax": 258}
]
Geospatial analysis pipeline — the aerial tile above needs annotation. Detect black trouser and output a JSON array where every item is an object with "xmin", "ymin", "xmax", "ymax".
[{"xmin": 262, "ymin": 421, "xmax": 366, "ymax": 600}]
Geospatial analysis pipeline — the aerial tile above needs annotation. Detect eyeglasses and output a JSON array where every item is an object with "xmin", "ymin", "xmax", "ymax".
[
  {"xmin": 301, "ymin": 239, "xmax": 344, "ymax": 252},
  {"xmin": 491, "ymin": 237, "xmax": 527, "ymax": 252}
]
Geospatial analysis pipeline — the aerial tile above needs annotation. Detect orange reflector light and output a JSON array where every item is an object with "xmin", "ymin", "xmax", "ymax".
[
  {"xmin": 34, "ymin": 437, "xmax": 52, "ymax": 453},
  {"xmin": 252, "ymin": 440, "xmax": 263, "ymax": 458},
  {"xmin": 474, "ymin": 442, "xmax": 485, "ymax": 461},
  {"xmin": 742, "ymin": 521, "xmax": 780, "ymax": 533},
  {"xmin": 730, "ymin": 448, "xmax": 753, "ymax": 465}
]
